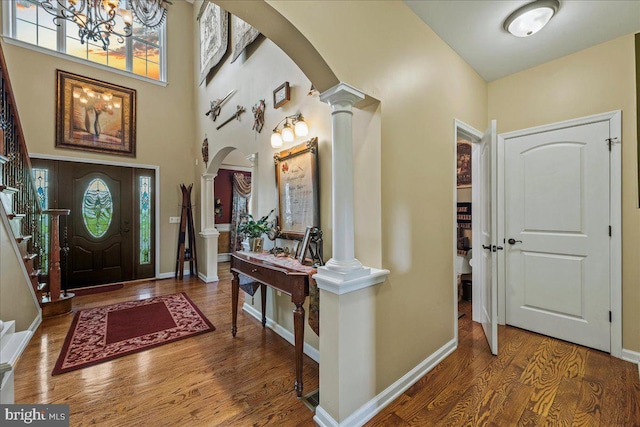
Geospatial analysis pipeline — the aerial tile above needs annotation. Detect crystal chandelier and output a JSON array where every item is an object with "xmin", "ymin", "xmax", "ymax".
[{"xmin": 38, "ymin": 0, "xmax": 171, "ymax": 51}]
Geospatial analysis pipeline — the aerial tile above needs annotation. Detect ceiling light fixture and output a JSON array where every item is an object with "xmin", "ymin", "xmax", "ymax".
[
  {"xmin": 503, "ymin": 0, "xmax": 559, "ymax": 38},
  {"xmin": 38, "ymin": 0, "xmax": 171, "ymax": 51},
  {"xmin": 271, "ymin": 113, "xmax": 308, "ymax": 148}
]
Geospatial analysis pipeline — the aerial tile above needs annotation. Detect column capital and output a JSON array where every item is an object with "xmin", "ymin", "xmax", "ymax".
[
  {"xmin": 245, "ymin": 153, "xmax": 257, "ymax": 165},
  {"xmin": 202, "ymin": 172, "xmax": 217, "ymax": 181},
  {"xmin": 320, "ymin": 82, "xmax": 365, "ymax": 107}
]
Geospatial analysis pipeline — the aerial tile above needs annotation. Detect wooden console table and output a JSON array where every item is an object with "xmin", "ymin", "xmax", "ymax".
[{"xmin": 230, "ymin": 251, "xmax": 311, "ymax": 396}]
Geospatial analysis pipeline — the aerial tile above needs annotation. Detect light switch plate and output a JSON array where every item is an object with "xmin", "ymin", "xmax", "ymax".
[{"xmin": 169, "ymin": 217, "xmax": 180, "ymax": 224}]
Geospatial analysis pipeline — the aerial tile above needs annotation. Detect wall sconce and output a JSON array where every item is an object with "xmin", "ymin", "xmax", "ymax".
[
  {"xmin": 271, "ymin": 113, "xmax": 309, "ymax": 148},
  {"xmin": 503, "ymin": 0, "xmax": 559, "ymax": 38}
]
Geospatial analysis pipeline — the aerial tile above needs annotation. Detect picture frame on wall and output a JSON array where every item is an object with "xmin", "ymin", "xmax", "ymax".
[
  {"xmin": 273, "ymin": 82, "xmax": 290, "ymax": 109},
  {"xmin": 456, "ymin": 140, "xmax": 472, "ymax": 188},
  {"xmin": 55, "ymin": 70, "xmax": 136, "ymax": 157},
  {"xmin": 274, "ymin": 137, "xmax": 319, "ymax": 240},
  {"xmin": 198, "ymin": 1, "xmax": 228, "ymax": 84}
]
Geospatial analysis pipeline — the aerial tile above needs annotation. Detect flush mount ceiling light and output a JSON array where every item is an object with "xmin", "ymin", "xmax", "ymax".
[{"xmin": 503, "ymin": 0, "xmax": 559, "ymax": 38}]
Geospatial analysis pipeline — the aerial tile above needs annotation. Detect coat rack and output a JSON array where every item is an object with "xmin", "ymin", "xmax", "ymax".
[{"xmin": 175, "ymin": 184, "xmax": 198, "ymax": 279}]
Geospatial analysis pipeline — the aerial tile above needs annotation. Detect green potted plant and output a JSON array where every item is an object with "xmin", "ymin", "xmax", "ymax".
[{"xmin": 238, "ymin": 209, "xmax": 274, "ymax": 252}]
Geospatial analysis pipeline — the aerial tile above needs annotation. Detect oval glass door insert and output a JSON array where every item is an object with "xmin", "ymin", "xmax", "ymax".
[{"xmin": 82, "ymin": 178, "xmax": 113, "ymax": 238}]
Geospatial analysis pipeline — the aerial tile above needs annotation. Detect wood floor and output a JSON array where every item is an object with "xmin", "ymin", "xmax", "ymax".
[
  {"xmin": 15, "ymin": 266, "xmax": 640, "ymax": 426},
  {"xmin": 366, "ymin": 301, "xmax": 640, "ymax": 426}
]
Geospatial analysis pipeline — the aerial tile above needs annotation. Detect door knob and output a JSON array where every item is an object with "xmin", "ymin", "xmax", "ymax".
[{"xmin": 508, "ymin": 238, "xmax": 523, "ymax": 245}]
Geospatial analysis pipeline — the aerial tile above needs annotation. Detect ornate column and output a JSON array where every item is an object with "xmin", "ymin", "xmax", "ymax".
[
  {"xmin": 199, "ymin": 173, "xmax": 219, "ymax": 282},
  {"xmin": 313, "ymin": 83, "xmax": 390, "ymax": 426}
]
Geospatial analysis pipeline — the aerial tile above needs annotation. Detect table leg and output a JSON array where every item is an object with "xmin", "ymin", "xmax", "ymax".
[
  {"xmin": 293, "ymin": 303, "xmax": 305, "ymax": 397},
  {"xmin": 261, "ymin": 284, "xmax": 267, "ymax": 328},
  {"xmin": 231, "ymin": 271, "xmax": 239, "ymax": 337}
]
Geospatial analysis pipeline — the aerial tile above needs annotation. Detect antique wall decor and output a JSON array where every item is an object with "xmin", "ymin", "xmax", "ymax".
[
  {"xmin": 273, "ymin": 82, "xmax": 290, "ymax": 109},
  {"xmin": 274, "ymin": 137, "xmax": 319, "ymax": 239},
  {"xmin": 205, "ymin": 89, "xmax": 236, "ymax": 121},
  {"xmin": 252, "ymin": 99, "xmax": 265, "ymax": 133},
  {"xmin": 201, "ymin": 136, "xmax": 209, "ymax": 163},
  {"xmin": 198, "ymin": 1, "xmax": 228, "ymax": 84},
  {"xmin": 56, "ymin": 70, "xmax": 136, "ymax": 157},
  {"xmin": 456, "ymin": 140, "xmax": 472, "ymax": 188},
  {"xmin": 216, "ymin": 105, "xmax": 245, "ymax": 130},
  {"xmin": 230, "ymin": 14, "xmax": 260, "ymax": 63}
]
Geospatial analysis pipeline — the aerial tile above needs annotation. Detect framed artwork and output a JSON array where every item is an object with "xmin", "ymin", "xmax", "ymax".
[
  {"xmin": 274, "ymin": 137, "xmax": 319, "ymax": 240},
  {"xmin": 56, "ymin": 70, "xmax": 136, "ymax": 157},
  {"xmin": 296, "ymin": 226, "xmax": 313, "ymax": 264},
  {"xmin": 230, "ymin": 14, "xmax": 260, "ymax": 64},
  {"xmin": 456, "ymin": 140, "xmax": 472, "ymax": 188},
  {"xmin": 273, "ymin": 82, "xmax": 290, "ymax": 109},
  {"xmin": 198, "ymin": 1, "xmax": 228, "ymax": 84}
]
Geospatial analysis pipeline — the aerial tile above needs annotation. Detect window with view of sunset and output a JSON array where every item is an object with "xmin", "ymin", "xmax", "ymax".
[{"xmin": 8, "ymin": 0, "xmax": 164, "ymax": 81}]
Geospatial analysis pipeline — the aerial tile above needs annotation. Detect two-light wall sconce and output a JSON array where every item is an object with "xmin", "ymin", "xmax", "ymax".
[{"xmin": 270, "ymin": 113, "xmax": 309, "ymax": 148}]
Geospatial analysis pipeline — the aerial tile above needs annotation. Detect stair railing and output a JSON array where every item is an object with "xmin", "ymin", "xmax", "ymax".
[{"xmin": 0, "ymin": 42, "xmax": 45, "ymax": 290}]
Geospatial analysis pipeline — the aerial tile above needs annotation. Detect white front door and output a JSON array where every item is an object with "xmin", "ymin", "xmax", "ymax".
[
  {"xmin": 477, "ymin": 121, "xmax": 498, "ymax": 355},
  {"xmin": 504, "ymin": 120, "xmax": 611, "ymax": 352}
]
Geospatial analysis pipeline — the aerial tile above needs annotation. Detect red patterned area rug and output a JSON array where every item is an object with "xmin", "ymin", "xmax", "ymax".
[{"xmin": 52, "ymin": 293, "xmax": 215, "ymax": 375}]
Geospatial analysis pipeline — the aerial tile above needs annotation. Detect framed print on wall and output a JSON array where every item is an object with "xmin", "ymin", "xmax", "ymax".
[
  {"xmin": 274, "ymin": 137, "xmax": 319, "ymax": 240},
  {"xmin": 198, "ymin": 1, "xmax": 228, "ymax": 84},
  {"xmin": 273, "ymin": 82, "xmax": 290, "ymax": 109},
  {"xmin": 456, "ymin": 140, "xmax": 472, "ymax": 188},
  {"xmin": 56, "ymin": 70, "xmax": 136, "ymax": 157}
]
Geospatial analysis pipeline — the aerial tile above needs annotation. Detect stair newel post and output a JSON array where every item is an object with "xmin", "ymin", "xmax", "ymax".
[
  {"xmin": 61, "ymin": 215, "xmax": 69, "ymax": 297},
  {"xmin": 44, "ymin": 209, "xmax": 70, "ymax": 302}
]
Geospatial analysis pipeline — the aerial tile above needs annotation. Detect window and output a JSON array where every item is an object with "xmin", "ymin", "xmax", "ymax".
[
  {"xmin": 82, "ymin": 178, "xmax": 113, "ymax": 238},
  {"xmin": 139, "ymin": 175, "xmax": 151, "ymax": 264},
  {"xmin": 32, "ymin": 167, "xmax": 49, "ymax": 271},
  {"xmin": 6, "ymin": 0, "xmax": 165, "ymax": 81}
]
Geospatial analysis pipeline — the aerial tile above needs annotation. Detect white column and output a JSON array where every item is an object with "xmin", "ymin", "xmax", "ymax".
[
  {"xmin": 246, "ymin": 153, "xmax": 258, "ymax": 216},
  {"xmin": 313, "ymin": 83, "xmax": 390, "ymax": 426},
  {"xmin": 200, "ymin": 173, "xmax": 219, "ymax": 282}
]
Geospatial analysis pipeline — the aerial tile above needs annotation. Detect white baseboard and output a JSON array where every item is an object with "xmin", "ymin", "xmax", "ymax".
[
  {"xmin": 28, "ymin": 311, "xmax": 42, "ymax": 334},
  {"xmin": 157, "ymin": 271, "xmax": 191, "ymax": 280},
  {"xmin": 198, "ymin": 272, "xmax": 219, "ymax": 283},
  {"xmin": 217, "ymin": 253, "xmax": 231, "ymax": 262},
  {"xmin": 242, "ymin": 302, "xmax": 319, "ymax": 363},
  {"xmin": 622, "ymin": 348, "xmax": 640, "ymax": 379},
  {"xmin": 314, "ymin": 337, "xmax": 457, "ymax": 427}
]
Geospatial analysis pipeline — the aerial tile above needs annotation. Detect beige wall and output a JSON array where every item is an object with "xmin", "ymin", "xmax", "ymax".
[
  {"xmin": 266, "ymin": 0, "xmax": 488, "ymax": 393},
  {"xmin": 0, "ymin": 1, "xmax": 196, "ymax": 276},
  {"xmin": 488, "ymin": 34, "xmax": 640, "ymax": 353},
  {"xmin": 0, "ymin": 217, "xmax": 40, "ymax": 331},
  {"xmin": 193, "ymin": 0, "xmax": 383, "ymax": 350}
]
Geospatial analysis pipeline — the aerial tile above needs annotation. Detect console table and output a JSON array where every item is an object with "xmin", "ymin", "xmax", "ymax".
[{"xmin": 230, "ymin": 251, "xmax": 312, "ymax": 396}]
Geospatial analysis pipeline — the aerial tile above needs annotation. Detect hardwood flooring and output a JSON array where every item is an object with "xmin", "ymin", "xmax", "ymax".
[
  {"xmin": 366, "ymin": 301, "xmax": 640, "ymax": 426},
  {"xmin": 14, "ymin": 263, "xmax": 319, "ymax": 427},
  {"xmin": 15, "ymin": 269, "xmax": 640, "ymax": 426}
]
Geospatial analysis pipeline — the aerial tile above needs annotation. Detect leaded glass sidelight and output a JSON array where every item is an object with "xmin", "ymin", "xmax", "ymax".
[
  {"xmin": 32, "ymin": 168, "xmax": 49, "ymax": 271},
  {"xmin": 82, "ymin": 178, "xmax": 113, "ymax": 238},
  {"xmin": 139, "ymin": 176, "xmax": 151, "ymax": 264}
]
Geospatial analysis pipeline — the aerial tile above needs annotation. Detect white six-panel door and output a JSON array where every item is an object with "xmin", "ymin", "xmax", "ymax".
[{"xmin": 504, "ymin": 121, "xmax": 611, "ymax": 352}]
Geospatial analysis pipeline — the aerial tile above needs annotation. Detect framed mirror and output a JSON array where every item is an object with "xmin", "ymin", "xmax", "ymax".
[{"xmin": 274, "ymin": 137, "xmax": 319, "ymax": 240}]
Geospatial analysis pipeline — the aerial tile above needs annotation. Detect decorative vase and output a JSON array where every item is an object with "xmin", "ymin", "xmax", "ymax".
[
  {"xmin": 249, "ymin": 237, "xmax": 264, "ymax": 252},
  {"xmin": 84, "ymin": 109, "xmax": 91, "ymax": 133}
]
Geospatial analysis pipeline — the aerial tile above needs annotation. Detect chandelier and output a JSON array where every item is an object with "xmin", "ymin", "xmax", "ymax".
[{"xmin": 37, "ymin": 0, "xmax": 171, "ymax": 51}]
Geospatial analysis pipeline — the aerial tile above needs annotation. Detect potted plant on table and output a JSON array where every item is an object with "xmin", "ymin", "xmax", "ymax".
[{"xmin": 238, "ymin": 210, "xmax": 274, "ymax": 252}]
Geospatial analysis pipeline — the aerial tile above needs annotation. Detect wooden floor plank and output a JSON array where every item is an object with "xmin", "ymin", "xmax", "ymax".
[{"xmin": 14, "ymin": 277, "xmax": 640, "ymax": 427}]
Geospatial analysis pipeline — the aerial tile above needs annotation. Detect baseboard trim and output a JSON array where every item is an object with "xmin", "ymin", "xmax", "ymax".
[
  {"xmin": 242, "ymin": 303, "xmax": 319, "ymax": 363},
  {"xmin": 198, "ymin": 272, "xmax": 219, "ymax": 283},
  {"xmin": 622, "ymin": 348, "xmax": 640, "ymax": 379},
  {"xmin": 314, "ymin": 337, "xmax": 457, "ymax": 427},
  {"xmin": 157, "ymin": 271, "xmax": 190, "ymax": 280},
  {"xmin": 28, "ymin": 311, "xmax": 42, "ymax": 334}
]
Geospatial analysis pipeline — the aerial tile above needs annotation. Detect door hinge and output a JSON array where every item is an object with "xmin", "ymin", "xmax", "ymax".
[
  {"xmin": 609, "ymin": 225, "xmax": 612, "ymax": 237},
  {"xmin": 606, "ymin": 137, "xmax": 619, "ymax": 151},
  {"xmin": 609, "ymin": 311, "xmax": 612, "ymax": 322}
]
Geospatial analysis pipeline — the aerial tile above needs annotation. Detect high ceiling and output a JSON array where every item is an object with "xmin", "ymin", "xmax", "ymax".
[{"xmin": 404, "ymin": 0, "xmax": 640, "ymax": 82}]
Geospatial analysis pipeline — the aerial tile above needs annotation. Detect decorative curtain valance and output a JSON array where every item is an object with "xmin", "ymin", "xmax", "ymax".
[
  {"xmin": 230, "ymin": 173, "xmax": 252, "ymax": 252},
  {"xmin": 131, "ymin": 0, "xmax": 171, "ymax": 29}
]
